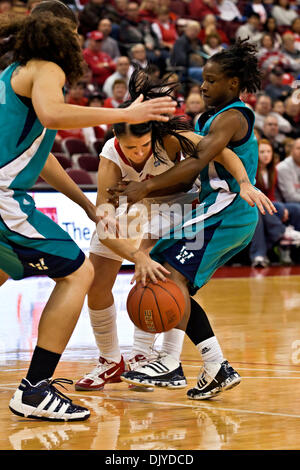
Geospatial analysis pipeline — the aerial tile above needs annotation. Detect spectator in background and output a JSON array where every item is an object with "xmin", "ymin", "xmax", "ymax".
[
  {"xmin": 151, "ymin": 6, "xmax": 178, "ymax": 51},
  {"xmin": 236, "ymin": 13, "xmax": 263, "ymax": 46},
  {"xmin": 271, "ymin": 0, "xmax": 298, "ymax": 27},
  {"xmin": 79, "ymin": 0, "xmax": 120, "ymax": 36},
  {"xmin": 254, "ymin": 94, "xmax": 292, "ymax": 135},
  {"xmin": 103, "ymin": 79, "xmax": 128, "ymax": 108},
  {"xmin": 83, "ymin": 31, "xmax": 116, "ymax": 87},
  {"xmin": 184, "ymin": 92, "xmax": 205, "ymax": 125},
  {"xmin": 97, "ymin": 18, "xmax": 120, "ymax": 60},
  {"xmin": 198, "ymin": 14, "xmax": 230, "ymax": 46},
  {"xmin": 264, "ymin": 67, "xmax": 292, "ymax": 101},
  {"xmin": 160, "ymin": 0, "xmax": 179, "ymax": 22},
  {"xmin": 176, "ymin": 18, "xmax": 188, "ymax": 37},
  {"xmin": 82, "ymin": 94, "xmax": 108, "ymax": 152},
  {"xmin": 250, "ymin": 139, "xmax": 300, "ymax": 267},
  {"xmin": 289, "ymin": 17, "xmax": 300, "ymax": 51},
  {"xmin": 283, "ymin": 136, "xmax": 295, "ymax": 159},
  {"xmin": 263, "ymin": 16, "xmax": 282, "ymax": 49},
  {"xmin": 283, "ymin": 96, "xmax": 300, "ymax": 137},
  {"xmin": 103, "ymin": 56, "xmax": 133, "ymax": 98},
  {"xmin": 113, "ymin": 0, "xmax": 128, "ymax": 17},
  {"xmin": 0, "ymin": 0, "xmax": 12, "ymax": 14},
  {"xmin": 139, "ymin": 0, "xmax": 158, "ymax": 23},
  {"xmin": 130, "ymin": 43, "xmax": 149, "ymax": 69},
  {"xmin": 202, "ymin": 32, "xmax": 224, "ymax": 58},
  {"xmin": 119, "ymin": 1, "xmax": 159, "ymax": 53},
  {"xmin": 170, "ymin": 20, "xmax": 204, "ymax": 84},
  {"xmin": 261, "ymin": 114, "xmax": 286, "ymax": 161},
  {"xmin": 66, "ymin": 82, "xmax": 89, "ymax": 106},
  {"xmin": 188, "ymin": 0, "xmax": 220, "ymax": 22},
  {"xmin": 244, "ymin": 0, "xmax": 267, "ymax": 24},
  {"xmin": 280, "ymin": 33, "xmax": 300, "ymax": 75},
  {"xmin": 215, "ymin": 0, "xmax": 243, "ymax": 22},
  {"xmin": 257, "ymin": 34, "xmax": 289, "ymax": 74},
  {"xmin": 277, "ymin": 138, "xmax": 300, "ymax": 202}
]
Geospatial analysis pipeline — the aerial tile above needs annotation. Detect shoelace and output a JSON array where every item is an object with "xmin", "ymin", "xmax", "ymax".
[{"xmin": 48, "ymin": 378, "xmax": 74, "ymax": 403}]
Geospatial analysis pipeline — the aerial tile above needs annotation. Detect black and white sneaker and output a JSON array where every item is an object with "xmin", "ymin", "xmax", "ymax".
[
  {"xmin": 9, "ymin": 378, "xmax": 90, "ymax": 421},
  {"xmin": 121, "ymin": 353, "xmax": 187, "ymax": 389},
  {"xmin": 187, "ymin": 360, "xmax": 241, "ymax": 400}
]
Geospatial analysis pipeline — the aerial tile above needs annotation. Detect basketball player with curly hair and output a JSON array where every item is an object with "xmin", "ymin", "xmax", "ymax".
[{"xmin": 0, "ymin": 1, "xmax": 176, "ymax": 421}]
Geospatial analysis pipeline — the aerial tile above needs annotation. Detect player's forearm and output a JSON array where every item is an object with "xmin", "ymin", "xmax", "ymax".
[
  {"xmin": 214, "ymin": 149, "xmax": 250, "ymax": 186},
  {"xmin": 40, "ymin": 153, "xmax": 94, "ymax": 213},
  {"xmin": 42, "ymin": 104, "xmax": 128, "ymax": 130},
  {"xmin": 145, "ymin": 153, "xmax": 211, "ymax": 195},
  {"xmin": 100, "ymin": 237, "xmax": 140, "ymax": 262}
]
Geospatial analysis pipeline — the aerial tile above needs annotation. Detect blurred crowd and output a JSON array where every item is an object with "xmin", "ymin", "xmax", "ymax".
[{"xmin": 1, "ymin": 0, "xmax": 300, "ymax": 267}]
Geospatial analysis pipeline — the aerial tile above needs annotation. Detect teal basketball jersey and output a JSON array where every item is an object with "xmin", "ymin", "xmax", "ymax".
[
  {"xmin": 194, "ymin": 98, "xmax": 258, "ymax": 209},
  {"xmin": 151, "ymin": 99, "xmax": 259, "ymax": 291},
  {"xmin": 0, "ymin": 62, "xmax": 57, "ymax": 191},
  {"xmin": 0, "ymin": 63, "xmax": 84, "ymax": 280}
]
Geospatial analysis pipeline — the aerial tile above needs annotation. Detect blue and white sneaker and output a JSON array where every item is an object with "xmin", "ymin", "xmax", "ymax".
[
  {"xmin": 187, "ymin": 360, "xmax": 241, "ymax": 400},
  {"xmin": 121, "ymin": 353, "xmax": 187, "ymax": 389},
  {"xmin": 9, "ymin": 378, "xmax": 90, "ymax": 421}
]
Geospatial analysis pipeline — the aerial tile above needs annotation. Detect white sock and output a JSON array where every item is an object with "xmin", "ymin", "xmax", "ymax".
[
  {"xmin": 131, "ymin": 326, "xmax": 156, "ymax": 358},
  {"xmin": 196, "ymin": 336, "xmax": 224, "ymax": 364},
  {"xmin": 88, "ymin": 303, "xmax": 121, "ymax": 363},
  {"xmin": 161, "ymin": 328, "xmax": 185, "ymax": 362}
]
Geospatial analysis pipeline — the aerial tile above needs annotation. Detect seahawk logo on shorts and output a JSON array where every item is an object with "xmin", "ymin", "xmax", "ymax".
[{"xmin": 176, "ymin": 246, "xmax": 195, "ymax": 264}]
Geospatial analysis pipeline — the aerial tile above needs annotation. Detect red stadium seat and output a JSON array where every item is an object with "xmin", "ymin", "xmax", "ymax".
[
  {"xmin": 62, "ymin": 138, "xmax": 90, "ymax": 157},
  {"xmin": 73, "ymin": 154, "xmax": 99, "ymax": 172},
  {"xmin": 66, "ymin": 169, "xmax": 94, "ymax": 184},
  {"xmin": 92, "ymin": 139, "xmax": 104, "ymax": 156},
  {"xmin": 51, "ymin": 140, "xmax": 64, "ymax": 154},
  {"xmin": 53, "ymin": 153, "xmax": 72, "ymax": 170}
]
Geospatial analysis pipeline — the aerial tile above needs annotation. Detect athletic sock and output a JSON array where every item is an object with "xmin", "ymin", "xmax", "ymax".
[
  {"xmin": 186, "ymin": 297, "xmax": 224, "ymax": 363},
  {"xmin": 161, "ymin": 328, "xmax": 185, "ymax": 362},
  {"xmin": 88, "ymin": 303, "xmax": 121, "ymax": 363},
  {"xmin": 26, "ymin": 346, "xmax": 61, "ymax": 385},
  {"xmin": 131, "ymin": 326, "xmax": 156, "ymax": 358},
  {"xmin": 196, "ymin": 336, "xmax": 224, "ymax": 364}
]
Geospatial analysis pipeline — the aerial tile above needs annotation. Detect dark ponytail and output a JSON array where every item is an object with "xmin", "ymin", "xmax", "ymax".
[
  {"xmin": 113, "ymin": 67, "xmax": 197, "ymax": 162},
  {"xmin": 209, "ymin": 39, "xmax": 261, "ymax": 94}
]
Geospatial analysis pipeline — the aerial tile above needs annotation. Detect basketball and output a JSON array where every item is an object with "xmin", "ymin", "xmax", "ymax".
[{"xmin": 127, "ymin": 279, "xmax": 185, "ymax": 333}]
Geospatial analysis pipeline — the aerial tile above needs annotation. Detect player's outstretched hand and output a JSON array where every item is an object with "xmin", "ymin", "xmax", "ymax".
[
  {"xmin": 107, "ymin": 181, "xmax": 148, "ymax": 206},
  {"xmin": 132, "ymin": 251, "xmax": 170, "ymax": 286},
  {"xmin": 239, "ymin": 182, "xmax": 277, "ymax": 215},
  {"xmin": 126, "ymin": 94, "xmax": 176, "ymax": 123}
]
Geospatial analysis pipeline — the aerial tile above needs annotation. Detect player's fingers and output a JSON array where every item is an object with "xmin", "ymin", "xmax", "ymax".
[{"xmin": 147, "ymin": 269, "xmax": 158, "ymax": 284}]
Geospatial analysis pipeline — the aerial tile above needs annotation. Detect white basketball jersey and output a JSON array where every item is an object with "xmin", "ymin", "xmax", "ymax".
[{"xmin": 100, "ymin": 137, "xmax": 200, "ymax": 238}]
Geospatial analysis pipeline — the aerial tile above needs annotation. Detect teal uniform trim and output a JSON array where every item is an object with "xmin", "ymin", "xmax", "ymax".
[
  {"xmin": 151, "ymin": 99, "xmax": 259, "ymax": 291},
  {"xmin": 0, "ymin": 63, "xmax": 84, "ymax": 280}
]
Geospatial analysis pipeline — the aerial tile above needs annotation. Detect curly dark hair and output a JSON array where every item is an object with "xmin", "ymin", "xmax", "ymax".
[
  {"xmin": 0, "ymin": 1, "xmax": 84, "ymax": 85},
  {"xmin": 113, "ymin": 67, "xmax": 196, "ymax": 163},
  {"xmin": 208, "ymin": 39, "xmax": 261, "ymax": 94}
]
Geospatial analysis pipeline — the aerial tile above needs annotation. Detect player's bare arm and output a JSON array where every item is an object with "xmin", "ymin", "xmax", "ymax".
[{"xmin": 29, "ymin": 61, "xmax": 176, "ymax": 129}]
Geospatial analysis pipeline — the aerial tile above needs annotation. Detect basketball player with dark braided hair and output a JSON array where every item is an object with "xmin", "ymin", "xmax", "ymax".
[
  {"xmin": 76, "ymin": 65, "xmax": 275, "ymax": 393},
  {"xmin": 114, "ymin": 41, "xmax": 277, "ymax": 399}
]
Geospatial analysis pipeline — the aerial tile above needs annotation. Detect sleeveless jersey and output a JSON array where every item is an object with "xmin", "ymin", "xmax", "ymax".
[
  {"xmin": 100, "ymin": 137, "xmax": 200, "ymax": 238},
  {"xmin": 0, "ymin": 63, "xmax": 57, "ymax": 192},
  {"xmin": 195, "ymin": 98, "xmax": 258, "ymax": 205}
]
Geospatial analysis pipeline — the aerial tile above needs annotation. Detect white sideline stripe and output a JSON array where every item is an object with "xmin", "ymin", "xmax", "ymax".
[
  {"xmin": 1, "ymin": 384, "xmax": 300, "ymax": 420},
  {"xmin": 185, "ymin": 376, "xmax": 300, "ymax": 380},
  {"xmin": 184, "ymin": 365, "xmax": 300, "ymax": 373}
]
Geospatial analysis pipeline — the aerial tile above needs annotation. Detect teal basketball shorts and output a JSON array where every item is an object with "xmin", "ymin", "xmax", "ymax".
[{"xmin": 0, "ymin": 200, "xmax": 85, "ymax": 280}]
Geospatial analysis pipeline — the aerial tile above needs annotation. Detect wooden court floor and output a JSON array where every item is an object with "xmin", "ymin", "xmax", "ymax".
[{"xmin": 0, "ymin": 270, "xmax": 300, "ymax": 451}]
